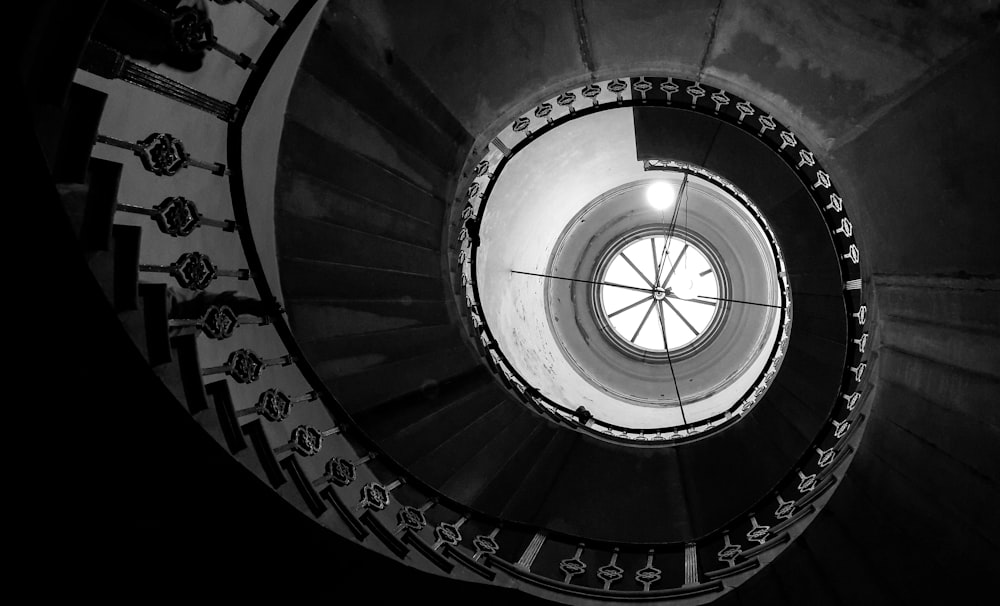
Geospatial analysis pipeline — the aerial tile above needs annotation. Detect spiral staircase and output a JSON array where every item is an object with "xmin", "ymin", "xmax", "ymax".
[{"xmin": 24, "ymin": 1, "xmax": 999, "ymax": 603}]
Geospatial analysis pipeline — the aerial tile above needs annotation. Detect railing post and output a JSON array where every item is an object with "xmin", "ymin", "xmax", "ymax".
[
  {"xmin": 515, "ymin": 532, "xmax": 546, "ymax": 571},
  {"xmin": 81, "ymin": 42, "xmax": 238, "ymax": 121},
  {"xmin": 683, "ymin": 543, "xmax": 699, "ymax": 585}
]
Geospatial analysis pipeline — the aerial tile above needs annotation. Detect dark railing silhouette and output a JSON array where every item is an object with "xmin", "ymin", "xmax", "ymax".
[{"xmin": 52, "ymin": 0, "xmax": 875, "ymax": 601}]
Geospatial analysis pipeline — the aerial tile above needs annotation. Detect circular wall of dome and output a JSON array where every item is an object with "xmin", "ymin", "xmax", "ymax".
[
  {"xmin": 457, "ymin": 76, "xmax": 863, "ymax": 450},
  {"xmin": 538, "ymin": 163, "xmax": 790, "ymax": 438}
]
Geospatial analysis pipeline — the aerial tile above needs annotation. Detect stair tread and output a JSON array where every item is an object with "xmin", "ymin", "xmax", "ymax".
[
  {"xmin": 44, "ymin": 82, "xmax": 107, "ymax": 184},
  {"xmin": 378, "ymin": 378, "xmax": 507, "ymax": 463},
  {"xmin": 324, "ymin": 344, "xmax": 480, "ymax": 413}
]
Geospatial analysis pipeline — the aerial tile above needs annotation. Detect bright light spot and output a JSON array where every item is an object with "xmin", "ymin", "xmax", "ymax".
[
  {"xmin": 646, "ymin": 181, "xmax": 676, "ymax": 210},
  {"xmin": 670, "ymin": 269, "xmax": 699, "ymax": 300}
]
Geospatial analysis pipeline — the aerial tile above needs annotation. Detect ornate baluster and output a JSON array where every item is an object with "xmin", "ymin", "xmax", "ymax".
[
  {"xmin": 394, "ymin": 500, "xmax": 434, "ymax": 536},
  {"xmin": 200, "ymin": 348, "xmax": 293, "ymax": 383},
  {"xmin": 139, "ymin": 252, "xmax": 249, "ymax": 290},
  {"xmin": 313, "ymin": 452, "xmax": 376, "ymax": 488},
  {"xmin": 853, "ymin": 305, "xmax": 868, "ymax": 325},
  {"xmin": 849, "ymin": 362, "xmax": 867, "ymax": 382},
  {"xmin": 843, "ymin": 391, "xmax": 861, "ymax": 411},
  {"xmin": 824, "ymin": 193, "xmax": 843, "ymax": 213},
  {"xmin": 582, "ymin": 83, "xmax": 602, "ymax": 107},
  {"xmin": 272, "ymin": 424, "xmax": 341, "ymax": 457},
  {"xmin": 816, "ymin": 446, "xmax": 836, "ymax": 468},
  {"xmin": 472, "ymin": 528, "xmax": 501, "ymax": 562},
  {"xmin": 797, "ymin": 470, "xmax": 818, "ymax": 493},
  {"xmin": 167, "ymin": 304, "xmax": 267, "ymax": 339},
  {"xmin": 717, "ymin": 532, "xmax": 742, "ymax": 567},
  {"xmin": 81, "ymin": 42, "xmax": 238, "ymax": 121},
  {"xmin": 832, "ymin": 417, "xmax": 852, "ymax": 439},
  {"xmin": 660, "ymin": 78, "xmax": 679, "ymax": 102},
  {"xmin": 812, "ymin": 170, "xmax": 832, "ymax": 190},
  {"xmin": 608, "ymin": 79, "xmax": 627, "ymax": 104},
  {"xmin": 710, "ymin": 90, "xmax": 730, "ymax": 113},
  {"xmin": 632, "ymin": 77, "xmax": 652, "ymax": 101},
  {"xmin": 775, "ymin": 494, "xmax": 797, "ymax": 520},
  {"xmin": 355, "ymin": 479, "xmax": 405, "ymax": 513},
  {"xmin": 559, "ymin": 544, "xmax": 586, "ymax": 584},
  {"xmin": 237, "ymin": 388, "xmax": 318, "ymax": 422},
  {"xmin": 746, "ymin": 516, "xmax": 771, "ymax": 545},
  {"xmin": 96, "ymin": 132, "xmax": 228, "ymax": 176},
  {"xmin": 778, "ymin": 131, "xmax": 797, "ymax": 151},
  {"xmin": 841, "ymin": 244, "xmax": 860, "ymax": 264},
  {"xmin": 597, "ymin": 548, "xmax": 624, "ymax": 590},
  {"xmin": 515, "ymin": 532, "xmax": 546, "ymax": 571},
  {"xmin": 757, "ymin": 114, "xmax": 776, "ymax": 137},
  {"xmin": 853, "ymin": 333, "xmax": 869, "ymax": 354},
  {"xmin": 170, "ymin": 6, "xmax": 256, "ymax": 69},
  {"xmin": 211, "ymin": 0, "xmax": 283, "ymax": 27},
  {"xmin": 117, "ymin": 197, "xmax": 237, "ymax": 237},
  {"xmin": 833, "ymin": 218, "xmax": 853, "ymax": 237},
  {"xmin": 556, "ymin": 91, "xmax": 577, "ymax": 115},
  {"xmin": 431, "ymin": 517, "xmax": 467, "ymax": 551},
  {"xmin": 636, "ymin": 549, "xmax": 662, "ymax": 591}
]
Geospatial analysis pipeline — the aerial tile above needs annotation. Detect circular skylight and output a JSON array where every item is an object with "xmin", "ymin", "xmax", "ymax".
[{"xmin": 599, "ymin": 234, "xmax": 720, "ymax": 352}]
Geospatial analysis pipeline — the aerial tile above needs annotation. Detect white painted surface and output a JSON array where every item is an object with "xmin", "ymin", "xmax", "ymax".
[{"xmin": 477, "ymin": 108, "xmax": 783, "ymax": 430}]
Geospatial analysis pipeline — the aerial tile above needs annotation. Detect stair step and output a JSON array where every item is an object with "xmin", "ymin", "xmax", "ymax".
[
  {"xmin": 241, "ymin": 419, "xmax": 286, "ymax": 489},
  {"xmin": 470, "ymin": 423, "xmax": 555, "ymax": 513},
  {"xmin": 117, "ymin": 304, "xmax": 150, "ymax": 366},
  {"xmin": 86, "ymin": 223, "xmax": 141, "ymax": 312},
  {"xmin": 303, "ymin": 324, "xmax": 464, "ymax": 376},
  {"xmin": 204, "ymin": 379, "xmax": 247, "ymax": 454},
  {"xmin": 136, "ymin": 282, "xmax": 171, "ymax": 366},
  {"xmin": 279, "ymin": 455, "xmax": 327, "ymax": 518},
  {"xmin": 498, "ymin": 430, "xmax": 579, "ymax": 521},
  {"xmin": 80, "ymin": 159, "xmax": 123, "ymax": 251},
  {"xmin": 360, "ymin": 511, "xmax": 409, "ymax": 558},
  {"xmin": 355, "ymin": 366, "xmax": 492, "ymax": 440},
  {"xmin": 170, "ymin": 334, "xmax": 209, "ymax": 414},
  {"xmin": 41, "ymin": 82, "xmax": 107, "ymax": 184},
  {"xmin": 22, "ymin": 2, "xmax": 106, "ymax": 106},
  {"xmin": 378, "ymin": 379, "xmax": 507, "ymax": 463},
  {"xmin": 437, "ymin": 407, "xmax": 539, "ymax": 503},
  {"xmin": 409, "ymin": 396, "xmax": 516, "ymax": 484},
  {"xmin": 328, "ymin": 345, "xmax": 480, "ymax": 414},
  {"xmin": 319, "ymin": 486, "xmax": 368, "ymax": 541}
]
